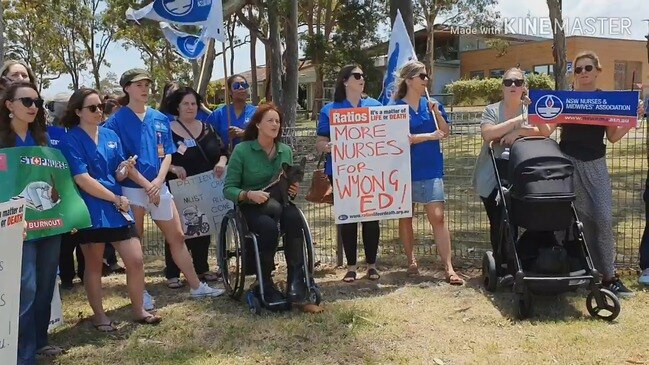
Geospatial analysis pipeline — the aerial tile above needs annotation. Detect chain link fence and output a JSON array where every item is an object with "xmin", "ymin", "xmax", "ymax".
[{"xmin": 140, "ymin": 111, "xmax": 647, "ymax": 269}]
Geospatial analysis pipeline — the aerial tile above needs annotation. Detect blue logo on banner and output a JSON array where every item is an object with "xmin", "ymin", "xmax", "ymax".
[
  {"xmin": 153, "ymin": 0, "xmax": 210, "ymax": 22},
  {"xmin": 535, "ymin": 94, "xmax": 563, "ymax": 120},
  {"xmin": 177, "ymin": 35, "xmax": 206, "ymax": 58}
]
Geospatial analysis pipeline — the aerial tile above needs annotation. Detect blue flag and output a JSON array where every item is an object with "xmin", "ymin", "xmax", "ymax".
[
  {"xmin": 379, "ymin": 10, "xmax": 417, "ymax": 105},
  {"xmin": 160, "ymin": 22, "xmax": 208, "ymax": 59},
  {"xmin": 126, "ymin": 0, "xmax": 225, "ymax": 42}
]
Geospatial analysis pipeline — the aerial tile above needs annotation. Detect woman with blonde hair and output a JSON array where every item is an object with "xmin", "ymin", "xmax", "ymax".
[{"xmin": 392, "ymin": 60, "xmax": 462, "ymax": 284}]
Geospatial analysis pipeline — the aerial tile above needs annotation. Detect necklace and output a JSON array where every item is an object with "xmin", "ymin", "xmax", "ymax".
[{"xmin": 264, "ymin": 143, "xmax": 276, "ymax": 158}]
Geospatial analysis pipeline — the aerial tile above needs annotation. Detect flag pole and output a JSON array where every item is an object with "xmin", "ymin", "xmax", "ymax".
[
  {"xmin": 221, "ymin": 41, "xmax": 233, "ymax": 151},
  {"xmin": 424, "ymin": 88, "xmax": 440, "ymax": 131}
]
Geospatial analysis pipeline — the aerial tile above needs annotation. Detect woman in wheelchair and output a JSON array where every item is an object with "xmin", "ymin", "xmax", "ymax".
[{"xmin": 223, "ymin": 103, "xmax": 309, "ymax": 305}]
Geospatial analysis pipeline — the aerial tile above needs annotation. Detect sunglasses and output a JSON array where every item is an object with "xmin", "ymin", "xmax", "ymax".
[
  {"xmin": 82, "ymin": 103, "xmax": 106, "ymax": 113},
  {"xmin": 231, "ymin": 81, "xmax": 249, "ymax": 90},
  {"xmin": 574, "ymin": 65, "xmax": 594, "ymax": 74},
  {"xmin": 411, "ymin": 73, "xmax": 429, "ymax": 81},
  {"xmin": 503, "ymin": 79, "xmax": 524, "ymax": 87},
  {"xmin": 350, "ymin": 72, "xmax": 365, "ymax": 80},
  {"xmin": 13, "ymin": 97, "xmax": 44, "ymax": 108}
]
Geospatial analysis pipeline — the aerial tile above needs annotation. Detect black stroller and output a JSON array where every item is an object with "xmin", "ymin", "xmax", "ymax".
[{"xmin": 482, "ymin": 136, "xmax": 621, "ymax": 320}]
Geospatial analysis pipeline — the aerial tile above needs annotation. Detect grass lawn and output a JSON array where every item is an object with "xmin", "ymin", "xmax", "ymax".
[{"xmin": 47, "ymin": 256, "xmax": 649, "ymax": 365}]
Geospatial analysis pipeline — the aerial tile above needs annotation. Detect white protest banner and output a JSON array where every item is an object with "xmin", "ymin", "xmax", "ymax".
[
  {"xmin": 0, "ymin": 198, "xmax": 25, "ymax": 364},
  {"xmin": 168, "ymin": 171, "xmax": 234, "ymax": 238},
  {"xmin": 48, "ymin": 278, "xmax": 63, "ymax": 333},
  {"xmin": 330, "ymin": 105, "xmax": 412, "ymax": 224}
]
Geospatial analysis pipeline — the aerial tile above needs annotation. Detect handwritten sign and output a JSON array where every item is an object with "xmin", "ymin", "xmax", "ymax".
[
  {"xmin": 529, "ymin": 90, "xmax": 639, "ymax": 127},
  {"xmin": 330, "ymin": 106, "xmax": 412, "ymax": 224},
  {"xmin": 0, "ymin": 198, "xmax": 25, "ymax": 364},
  {"xmin": 168, "ymin": 171, "xmax": 234, "ymax": 238}
]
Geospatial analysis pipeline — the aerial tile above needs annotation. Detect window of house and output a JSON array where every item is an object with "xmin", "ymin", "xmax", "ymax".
[
  {"xmin": 470, "ymin": 70, "xmax": 485, "ymax": 79},
  {"xmin": 533, "ymin": 64, "xmax": 554, "ymax": 76},
  {"xmin": 490, "ymin": 69, "xmax": 505, "ymax": 78}
]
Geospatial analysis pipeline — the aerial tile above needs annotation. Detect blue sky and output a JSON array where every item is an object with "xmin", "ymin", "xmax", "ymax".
[{"xmin": 42, "ymin": 0, "xmax": 648, "ymax": 98}]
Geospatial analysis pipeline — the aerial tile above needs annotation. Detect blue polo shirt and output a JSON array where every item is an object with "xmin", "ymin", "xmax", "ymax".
[
  {"xmin": 61, "ymin": 127, "xmax": 131, "ymax": 229},
  {"xmin": 206, "ymin": 104, "xmax": 257, "ymax": 147},
  {"xmin": 317, "ymin": 97, "xmax": 383, "ymax": 176},
  {"xmin": 104, "ymin": 107, "xmax": 176, "ymax": 188},
  {"xmin": 15, "ymin": 130, "xmax": 41, "ymax": 147},
  {"xmin": 394, "ymin": 97, "xmax": 450, "ymax": 181},
  {"xmin": 47, "ymin": 126, "xmax": 67, "ymax": 150}
]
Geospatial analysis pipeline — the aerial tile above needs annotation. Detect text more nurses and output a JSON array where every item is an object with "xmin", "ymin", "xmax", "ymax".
[
  {"xmin": 104, "ymin": 69, "xmax": 224, "ymax": 299},
  {"xmin": 60, "ymin": 88, "xmax": 161, "ymax": 330}
]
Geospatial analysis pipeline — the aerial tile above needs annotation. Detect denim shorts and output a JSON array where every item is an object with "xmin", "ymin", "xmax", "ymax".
[{"xmin": 412, "ymin": 178, "xmax": 445, "ymax": 204}]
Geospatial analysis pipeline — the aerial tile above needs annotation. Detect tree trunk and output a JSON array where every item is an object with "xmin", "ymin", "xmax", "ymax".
[
  {"xmin": 425, "ymin": 14, "xmax": 436, "ymax": 92},
  {"xmin": 547, "ymin": 0, "xmax": 567, "ymax": 90},
  {"xmin": 268, "ymin": 0, "xmax": 283, "ymax": 107},
  {"xmin": 0, "ymin": 0, "xmax": 5, "ymax": 66},
  {"xmin": 310, "ymin": 68, "xmax": 324, "ymax": 120},
  {"xmin": 197, "ymin": 40, "xmax": 216, "ymax": 97},
  {"xmin": 264, "ymin": 44, "xmax": 272, "ymax": 101},
  {"xmin": 389, "ymin": 0, "xmax": 414, "ymax": 46},
  {"xmin": 283, "ymin": 0, "xmax": 298, "ymax": 136},
  {"xmin": 191, "ymin": 59, "xmax": 201, "ymax": 89},
  {"xmin": 249, "ymin": 6, "xmax": 259, "ymax": 105}
]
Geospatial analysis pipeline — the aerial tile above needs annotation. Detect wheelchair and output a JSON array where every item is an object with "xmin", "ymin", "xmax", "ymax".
[{"xmin": 217, "ymin": 205, "xmax": 322, "ymax": 314}]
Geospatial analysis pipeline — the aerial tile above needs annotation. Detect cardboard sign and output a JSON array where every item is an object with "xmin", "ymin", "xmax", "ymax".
[
  {"xmin": 0, "ymin": 198, "xmax": 25, "ymax": 364},
  {"xmin": 330, "ymin": 106, "xmax": 412, "ymax": 224},
  {"xmin": 168, "ymin": 171, "xmax": 234, "ymax": 238},
  {"xmin": 529, "ymin": 90, "xmax": 639, "ymax": 127}
]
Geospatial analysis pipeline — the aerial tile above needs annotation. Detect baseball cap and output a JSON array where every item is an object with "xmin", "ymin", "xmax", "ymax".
[{"xmin": 119, "ymin": 68, "xmax": 152, "ymax": 87}]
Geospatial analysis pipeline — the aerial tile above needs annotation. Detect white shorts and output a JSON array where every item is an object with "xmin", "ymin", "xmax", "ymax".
[{"xmin": 122, "ymin": 185, "xmax": 175, "ymax": 221}]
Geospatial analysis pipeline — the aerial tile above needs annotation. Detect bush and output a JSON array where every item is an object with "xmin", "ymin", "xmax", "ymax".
[{"xmin": 445, "ymin": 74, "xmax": 555, "ymax": 106}]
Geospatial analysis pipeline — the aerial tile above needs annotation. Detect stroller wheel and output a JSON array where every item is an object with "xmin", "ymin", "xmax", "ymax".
[
  {"xmin": 515, "ymin": 290, "xmax": 533, "ymax": 320},
  {"xmin": 482, "ymin": 251, "xmax": 497, "ymax": 292},
  {"xmin": 310, "ymin": 286, "xmax": 322, "ymax": 305},
  {"xmin": 586, "ymin": 288, "xmax": 620, "ymax": 321},
  {"xmin": 246, "ymin": 291, "xmax": 262, "ymax": 315}
]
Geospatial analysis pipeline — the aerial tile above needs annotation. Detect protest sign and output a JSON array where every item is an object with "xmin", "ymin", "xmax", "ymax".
[
  {"xmin": 0, "ymin": 147, "xmax": 92, "ymax": 240},
  {"xmin": 48, "ymin": 278, "xmax": 63, "ymax": 333},
  {"xmin": 529, "ymin": 90, "xmax": 639, "ymax": 127},
  {"xmin": 0, "ymin": 198, "xmax": 25, "ymax": 364},
  {"xmin": 330, "ymin": 105, "xmax": 412, "ymax": 224},
  {"xmin": 168, "ymin": 171, "xmax": 234, "ymax": 238}
]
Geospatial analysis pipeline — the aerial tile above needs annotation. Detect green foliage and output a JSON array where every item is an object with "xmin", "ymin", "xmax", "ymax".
[{"xmin": 445, "ymin": 74, "xmax": 555, "ymax": 105}]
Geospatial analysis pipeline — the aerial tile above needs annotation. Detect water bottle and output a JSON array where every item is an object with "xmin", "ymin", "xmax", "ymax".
[{"xmin": 501, "ymin": 148, "xmax": 510, "ymax": 160}]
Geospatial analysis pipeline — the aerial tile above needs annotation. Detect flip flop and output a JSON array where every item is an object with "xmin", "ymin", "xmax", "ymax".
[
  {"xmin": 446, "ymin": 272, "xmax": 465, "ymax": 286},
  {"xmin": 407, "ymin": 263, "xmax": 420, "ymax": 277},
  {"xmin": 199, "ymin": 272, "xmax": 221, "ymax": 282},
  {"xmin": 342, "ymin": 270, "xmax": 356, "ymax": 283},
  {"xmin": 134, "ymin": 315, "xmax": 162, "ymax": 325},
  {"xmin": 93, "ymin": 321, "xmax": 118, "ymax": 333},
  {"xmin": 367, "ymin": 268, "xmax": 380, "ymax": 281},
  {"xmin": 167, "ymin": 277, "xmax": 185, "ymax": 289}
]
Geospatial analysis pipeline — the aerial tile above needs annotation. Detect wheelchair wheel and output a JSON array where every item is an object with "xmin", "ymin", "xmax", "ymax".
[
  {"xmin": 309, "ymin": 286, "xmax": 322, "ymax": 306},
  {"xmin": 297, "ymin": 208, "xmax": 316, "ymax": 273},
  {"xmin": 200, "ymin": 221, "xmax": 210, "ymax": 234},
  {"xmin": 482, "ymin": 251, "xmax": 497, "ymax": 292},
  {"xmin": 218, "ymin": 210, "xmax": 247, "ymax": 299}
]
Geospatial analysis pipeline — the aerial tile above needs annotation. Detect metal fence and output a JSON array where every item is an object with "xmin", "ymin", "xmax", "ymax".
[{"xmin": 140, "ymin": 111, "xmax": 647, "ymax": 269}]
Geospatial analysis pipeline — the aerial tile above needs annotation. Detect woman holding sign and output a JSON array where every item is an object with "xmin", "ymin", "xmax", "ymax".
[
  {"xmin": 104, "ymin": 69, "xmax": 224, "ymax": 302},
  {"xmin": 60, "ymin": 88, "xmax": 161, "ymax": 330},
  {"xmin": 543, "ymin": 51, "xmax": 645, "ymax": 298},
  {"xmin": 392, "ymin": 61, "xmax": 463, "ymax": 285},
  {"xmin": 160, "ymin": 87, "xmax": 229, "ymax": 288},
  {"xmin": 0, "ymin": 82, "xmax": 64, "ymax": 363},
  {"xmin": 316, "ymin": 64, "xmax": 383, "ymax": 282}
]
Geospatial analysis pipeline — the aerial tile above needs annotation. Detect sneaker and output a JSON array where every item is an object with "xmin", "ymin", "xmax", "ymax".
[
  {"xmin": 639, "ymin": 268, "xmax": 649, "ymax": 285},
  {"xmin": 36, "ymin": 345, "xmax": 64, "ymax": 358},
  {"xmin": 190, "ymin": 282, "xmax": 225, "ymax": 298},
  {"xmin": 604, "ymin": 277, "xmax": 635, "ymax": 298},
  {"xmin": 143, "ymin": 290, "xmax": 155, "ymax": 311}
]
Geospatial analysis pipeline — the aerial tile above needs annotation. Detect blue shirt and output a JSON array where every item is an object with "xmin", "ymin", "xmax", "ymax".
[
  {"xmin": 395, "ymin": 97, "xmax": 450, "ymax": 181},
  {"xmin": 104, "ymin": 107, "xmax": 176, "ymax": 188},
  {"xmin": 61, "ymin": 127, "xmax": 131, "ymax": 229},
  {"xmin": 317, "ymin": 97, "xmax": 383, "ymax": 176},
  {"xmin": 15, "ymin": 130, "xmax": 40, "ymax": 147},
  {"xmin": 47, "ymin": 126, "xmax": 67, "ymax": 150},
  {"xmin": 205, "ymin": 104, "xmax": 257, "ymax": 147}
]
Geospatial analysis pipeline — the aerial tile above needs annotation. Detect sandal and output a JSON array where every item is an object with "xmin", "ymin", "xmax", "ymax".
[
  {"xmin": 342, "ymin": 270, "xmax": 356, "ymax": 283},
  {"xmin": 93, "ymin": 321, "xmax": 118, "ymax": 333},
  {"xmin": 36, "ymin": 345, "xmax": 64, "ymax": 357},
  {"xmin": 134, "ymin": 315, "xmax": 162, "ymax": 325},
  {"xmin": 167, "ymin": 277, "xmax": 185, "ymax": 289},
  {"xmin": 199, "ymin": 271, "xmax": 220, "ymax": 282},
  {"xmin": 446, "ymin": 272, "xmax": 465, "ymax": 286},
  {"xmin": 407, "ymin": 263, "xmax": 420, "ymax": 277},
  {"xmin": 367, "ymin": 268, "xmax": 380, "ymax": 281}
]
